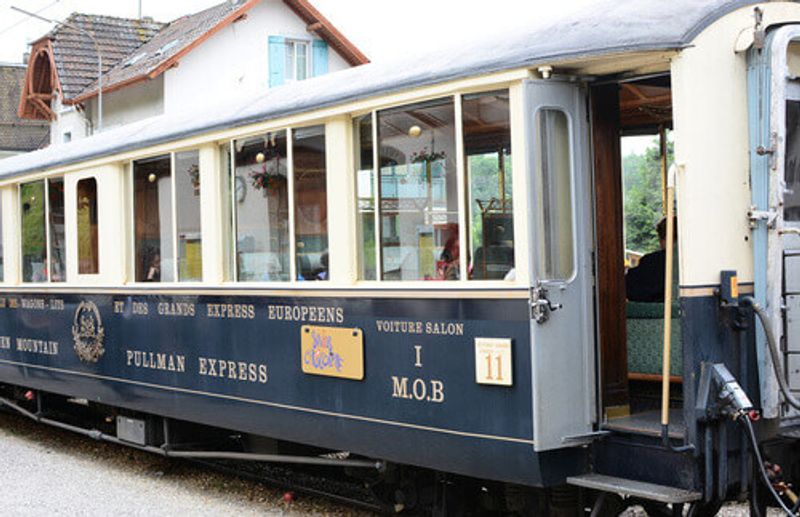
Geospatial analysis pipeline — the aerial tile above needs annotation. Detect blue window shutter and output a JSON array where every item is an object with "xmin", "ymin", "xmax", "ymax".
[
  {"xmin": 312, "ymin": 39, "xmax": 328, "ymax": 77},
  {"xmin": 269, "ymin": 36, "xmax": 286, "ymax": 87}
]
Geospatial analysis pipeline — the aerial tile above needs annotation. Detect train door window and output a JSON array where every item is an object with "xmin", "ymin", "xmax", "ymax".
[
  {"xmin": 786, "ymin": 101, "xmax": 800, "ymax": 220},
  {"xmin": 377, "ymin": 98, "xmax": 458, "ymax": 280},
  {"xmin": 463, "ymin": 90, "xmax": 514, "ymax": 280},
  {"xmin": 293, "ymin": 125, "xmax": 328, "ymax": 281},
  {"xmin": 533, "ymin": 109, "xmax": 574, "ymax": 281},
  {"xmin": 354, "ymin": 114, "xmax": 376, "ymax": 280},
  {"xmin": 77, "ymin": 178, "xmax": 99, "ymax": 274},
  {"xmin": 20, "ymin": 179, "xmax": 66, "ymax": 283},
  {"xmin": 175, "ymin": 150, "xmax": 202, "ymax": 281},
  {"xmin": 133, "ymin": 155, "xmax": 173, "ymax": 282},
  {"xmin": 233, "ymin": 130, "xmax": 290, "ymax": 281}
]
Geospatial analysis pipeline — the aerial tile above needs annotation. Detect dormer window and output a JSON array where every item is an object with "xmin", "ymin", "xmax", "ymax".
[{"xmin": 285, "ymin": 40, "xmax": 310, "ymax": 82}]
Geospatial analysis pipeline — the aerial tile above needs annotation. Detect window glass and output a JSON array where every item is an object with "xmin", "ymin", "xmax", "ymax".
[
  {"xmin": 0, "ymin": 195, "xmax": 3, "ymax": 282},
  {"xmin": 293, "ymin": 126, "xmax": 328, "ymax": 280},
  {"xmin": 378, "ymin": 98, "xmax": 458, "ymax": 280},
  {"xmin": 234, "ymin": 131, "xmax": 289, "ymax": 281},
  {"xmin": 175, "ymin": 150, "xmax": 202, "ymax": 281},
  {"xmin": 134, "ymin": 155, "xmax": 173, "ymax": 282},
  {"xmin": 534, "ymin": 109, "xmax": 574, "ymax": 281},
  {"xmin": 285, "ymin": 42, "xmax": 295, "ymax": 81},
  {"xmin": 296, "ymin": 42, "xmax": 308, "ymax": 81},
  {"xmin": 77, "ymin": 178, "xmax": 99, "ymax": 274},
  {"xmin": 463, "ymin": 91, "xmax": 514, "ymax": 280},
  {"xmin": 48, "ymin": 178, "xmax": 66, "ymax": 282},
  {"xmin": 221, "ymin": 142, "xmax": 234, "ymax": 280},
  {"xmin": 785, "ymin": 100, "xmax": 800, "ymax": 221},
  {"xmin": 20, "ymin": 181, "xmax": 46, "ymax": 282},
  {"xmin": 354, "ymin": 114, "xmax": 376, "ymax": 280}
]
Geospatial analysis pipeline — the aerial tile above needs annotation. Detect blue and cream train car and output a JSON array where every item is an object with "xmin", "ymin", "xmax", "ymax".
[{"xmin": 0, "ymin": 0, "xmax": 799, "ymax": 513}]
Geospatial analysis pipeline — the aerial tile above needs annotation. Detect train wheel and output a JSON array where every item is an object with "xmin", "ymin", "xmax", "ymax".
[{"xmin": 685, "ymin": 500, "xmax": 723, "ymax": 517}]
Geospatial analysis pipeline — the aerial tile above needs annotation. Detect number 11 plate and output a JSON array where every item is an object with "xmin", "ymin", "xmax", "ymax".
[{"xmin": 474, "ymin": 337, "xmax": 513, "ymax": 386}]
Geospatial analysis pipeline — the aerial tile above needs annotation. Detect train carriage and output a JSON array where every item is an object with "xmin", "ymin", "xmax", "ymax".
[{"xmin": 0, "ymin": 0, "xmax": 799, "ymax": 513}]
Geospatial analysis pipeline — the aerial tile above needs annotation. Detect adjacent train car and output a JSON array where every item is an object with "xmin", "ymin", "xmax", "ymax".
[{"xmin": 0, "ymin": 0, "xmax": 799, "ymax": 514}]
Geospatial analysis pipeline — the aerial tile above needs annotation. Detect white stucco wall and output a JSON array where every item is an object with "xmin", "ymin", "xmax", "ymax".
[
  {"xmin": 85, "ymin": 75, "xmax": 164, "ymax": 133},
  {"xmin": 51, "ymin": 98, "xmax": 89, "ymax": 146},
  {"xmin": 163, "ymin": 0, "xmax": 349, "ymax": 115}
]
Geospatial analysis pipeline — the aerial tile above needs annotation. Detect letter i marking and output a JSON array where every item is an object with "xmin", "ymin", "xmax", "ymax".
[{"xmin": 414, "ymin": 345, "xmax": 422, "ymax": 368}]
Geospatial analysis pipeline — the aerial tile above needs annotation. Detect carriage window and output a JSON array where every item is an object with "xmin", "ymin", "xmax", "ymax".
[
  {"xmin": 48, "ymin": 178, "xmax": 66, "ymax": 282},
  {"xmin": 77, "ymin": 178, "xmax": 99, "ymax": 274},
  {"xmin": 134, "ymin": 155, "xmax": 173, "ymax": 282},
  {"xmin": 463, "ymin": 91, "xmax": 514, "ymax": 280},
  {"xmin": 175, "ymin": 150, "xmax": 202, "ymax": 281},
  {"xmin": 21, "ymin": 181, "xmax": 46, "ymax": 282},
  {"xmin": 0, "ymin": 196, "xmax": 3, "ymax": 282},
  {"xmin": 354, "ymin": 115, "xmax": 376, "ymax": 280},
  {"xmin": 533, "ymin": 109, "xmax": 574, "ymax": 281},
  {"xmin": 293, "ymin": 126, "xmax": 328, "ymax": 281},
  {"xmin": 234, "ymin": 131, "xmax": 290, "ymax": 281},
  {"xmin": 221, "ymin": 142, "xmax": 234, "ymax": 280},
  {"xmin": 378, "ymin": 98, "xmax": 458, "ymax": 280},
  {"xmin": 20, "ymin": 179, "xmax": 66, "ymax": 283},
  {"xmin": 785, "ymin": 101, "xmax": 800, "ymax": 221}
]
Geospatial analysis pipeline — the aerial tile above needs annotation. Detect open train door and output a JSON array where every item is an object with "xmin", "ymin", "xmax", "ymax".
[
  {"xmin": 749, "ymin": 25, "xmax": 800, "ymax": 423},
  {"xmin": 524, "ymin": 80, "xmax": 596, "ymax": 451}
]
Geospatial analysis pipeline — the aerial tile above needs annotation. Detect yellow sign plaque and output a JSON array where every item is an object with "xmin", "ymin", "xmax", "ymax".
[{"xmin": 301, "ymin": 325, "xmax": 364, "ymax": 380}]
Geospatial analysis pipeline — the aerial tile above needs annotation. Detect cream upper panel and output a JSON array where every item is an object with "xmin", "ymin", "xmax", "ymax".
[{"xmin": 671, "ymin": 2, "xmax": 800, "ymax": 288}]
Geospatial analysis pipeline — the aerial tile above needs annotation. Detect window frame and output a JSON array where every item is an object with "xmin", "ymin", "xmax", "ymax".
[
  {"xmin": 128, "ymin": 148, "xmax": 204, "ymax": 284},
  {"xmin": 285, "ymin": 39, "xmax": 312, "ymax": 82},
  {"xmin": 76, "ymin": 176, "xmax": 99, "ymax": 276},
  {"xmin": 531, "ymin": 105, "xmax": 578, "ymax": 285},
  {"xmin": 227, "ymin": 123, "xmax": 329, "ymax": 284},
  {"xmin": 355, "ymin": 92, "xmax": 519, "ymax": 284},
  {"xmin": 19, "ymin": 177, "xmax": 65, "ymax": 284}
]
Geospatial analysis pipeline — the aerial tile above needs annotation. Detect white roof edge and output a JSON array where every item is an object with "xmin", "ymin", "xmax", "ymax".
[{"xmin": 0, "ymin": 0, "xmax": 758, "ymax": 179}]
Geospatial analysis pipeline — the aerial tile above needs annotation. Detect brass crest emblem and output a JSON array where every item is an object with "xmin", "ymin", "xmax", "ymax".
[{"xmin": 72, "ymin": 301, "xmax": 105, "ymax": 363}]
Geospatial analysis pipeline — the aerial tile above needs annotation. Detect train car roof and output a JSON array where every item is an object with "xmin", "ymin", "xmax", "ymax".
[{"xmin": 0, "ymin": 0, "xmax": 758, "ymax": 178}]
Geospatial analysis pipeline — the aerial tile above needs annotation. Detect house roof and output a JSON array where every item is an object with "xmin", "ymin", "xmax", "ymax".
[
  {"xmin": 19, "ymin": 0, "xmax": 368, "ymax": 116},
  {"xmin": 0, "ymin": 65, "xmax": 49, "ymax": 153},
  {"xmin": 46, "ymin": 14, "xmax": 166, "ymax": 100},
  {"xmin": 69, "ymin": 0, "xmax": 369, "ymax": 104},
  {"xmin": 1, "ymin": 0, "xmax": 766, "ymax": 177}
]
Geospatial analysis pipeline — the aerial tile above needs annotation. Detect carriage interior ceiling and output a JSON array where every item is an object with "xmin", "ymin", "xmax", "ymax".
[{"xmin": 1, "ymin": 0, "xmax": 800, "ymax": 505}]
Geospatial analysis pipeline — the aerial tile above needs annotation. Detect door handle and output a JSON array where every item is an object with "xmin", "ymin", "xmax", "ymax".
[{"xmin": 531, "ymin": 286, "xmax": 562, "ymax": 324}]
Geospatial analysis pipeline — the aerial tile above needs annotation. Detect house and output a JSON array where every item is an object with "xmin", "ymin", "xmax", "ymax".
[
  {"xmin": 0, "ymin": 63, "xmax": 49, "ymax": 158},
  {"xmin": 17, "ymin": 0, "xmax": 368, "ymax": 146}
]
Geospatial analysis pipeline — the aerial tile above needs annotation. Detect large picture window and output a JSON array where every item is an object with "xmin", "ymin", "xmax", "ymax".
[
  {"xmin": 232, "ymin": 126, "xmax": 328, "ymax": 282},
  {"xmin": 21, "ymin": 178, "xmax": 65, "ymax": 283},
  {"xmin": 378, "ymin": 98, "xmax": 458, "ymax": 281},
  {"xmin": 293, "ymin": 125, "xmax": 328, "ymax": 281},
  {"xmin": 463, "ymin": 91, "xmax": 514, "ymax": 280},
  {"xmin": 134, "ymin": 156, "xmax": 173, "ymax": 282},
  {"xmin": 133, "ymin": 150, "xmax": 203, "ymax": 283},
  {"xmin": 354, "ymin": 91, "xmax": 515, "ymax": 282},
  {"xmin": 234, "ymin": 131, "xmax": 290, "ymax": 281}
]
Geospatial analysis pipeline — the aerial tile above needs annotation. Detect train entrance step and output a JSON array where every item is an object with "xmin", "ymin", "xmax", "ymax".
[{"xmin": 566, "ymin": 473, "xmax": 702, "ymax": 504}]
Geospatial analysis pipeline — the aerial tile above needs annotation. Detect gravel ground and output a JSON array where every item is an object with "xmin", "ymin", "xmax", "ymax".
[{"xmin": 0, "ymin": 411, "xmax": 374, "ymax": 516}]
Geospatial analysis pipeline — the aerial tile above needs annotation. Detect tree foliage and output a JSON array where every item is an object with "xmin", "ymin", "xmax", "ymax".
[{"xmin": 623, "ymin": 138, "xmax": 673, "ymax": 254}]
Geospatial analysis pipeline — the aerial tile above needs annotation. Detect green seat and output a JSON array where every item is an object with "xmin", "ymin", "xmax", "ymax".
[{"xmin": 626, "ymin": 301, "xmax": 683, "ymax": 377}]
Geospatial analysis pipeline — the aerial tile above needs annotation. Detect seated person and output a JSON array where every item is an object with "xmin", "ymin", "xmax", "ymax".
[
  {"xmin": 438, "ymin": 235, "xmax": 460, "ymax": 281},
  {"xmin": 625, "ymin": 217, "xmax": 677, "ymax": 302}
]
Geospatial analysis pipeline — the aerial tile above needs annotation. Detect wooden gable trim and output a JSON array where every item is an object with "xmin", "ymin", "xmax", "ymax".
[
  {"xmin": 282, "ymin": 0, "xmax": 369, "ymax": 66},
  {"xmin": 18, "ymin": 39, "xmax": 62, "ymax": 121}
]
